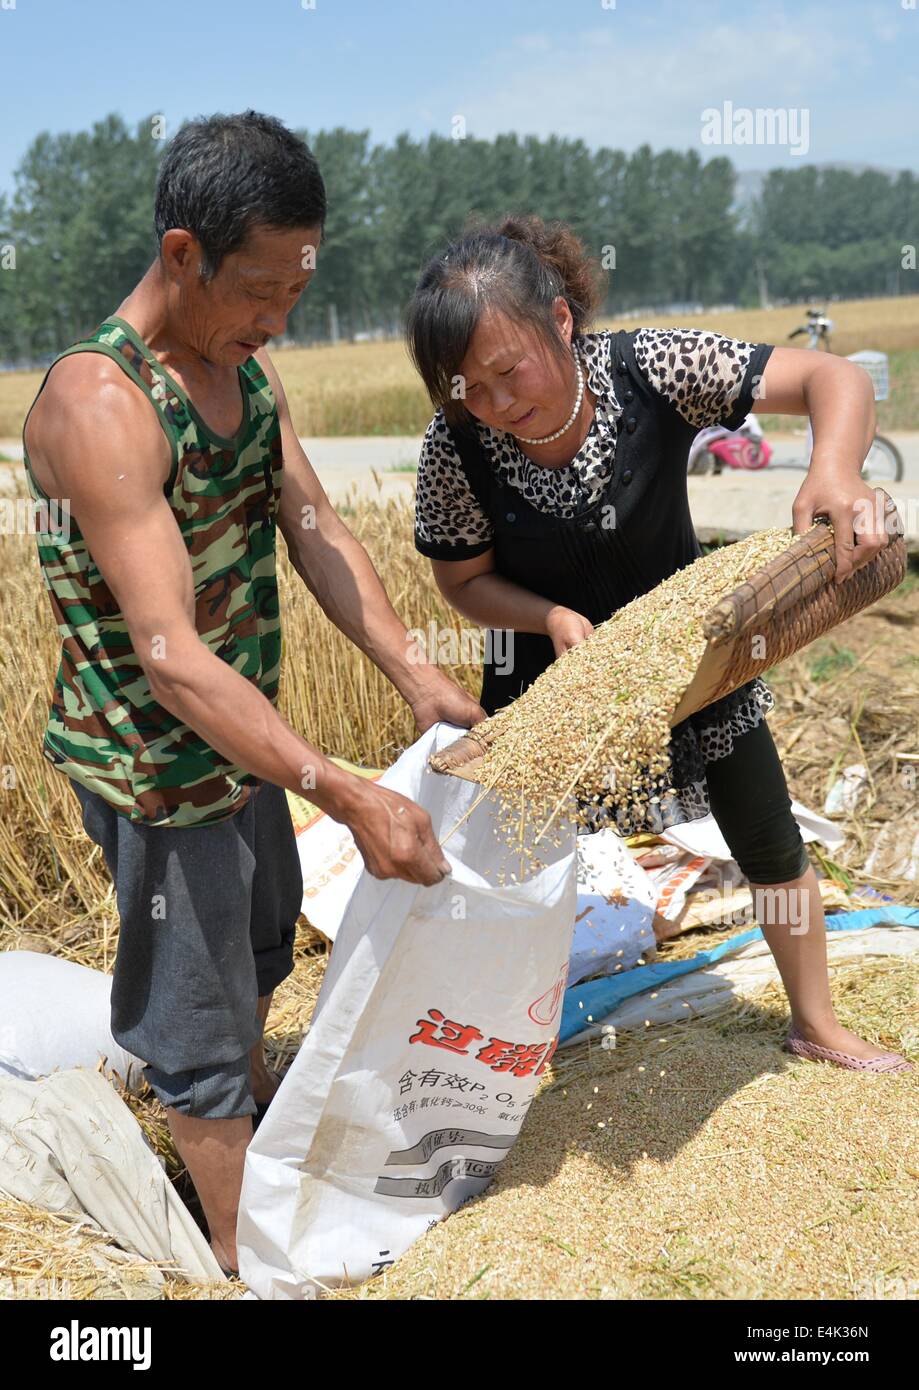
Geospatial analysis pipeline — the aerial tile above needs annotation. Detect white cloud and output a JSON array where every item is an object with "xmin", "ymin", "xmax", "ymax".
[
  {"xmin": 514, "ymin": 33, "xmax": 553, "ymax": 52},
  {"xmin": 428, "ymin": 2, "xmax": 910, "ymax": 169}
]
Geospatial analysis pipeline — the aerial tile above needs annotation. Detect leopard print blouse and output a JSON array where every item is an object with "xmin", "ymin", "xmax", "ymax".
[
  {"xmin": 414, "ymin": 326, "xmax": 764, "ymax": 552},
  {"xmin": 412, "ymin": 324, "xmax": 778, "ymax": 831}
]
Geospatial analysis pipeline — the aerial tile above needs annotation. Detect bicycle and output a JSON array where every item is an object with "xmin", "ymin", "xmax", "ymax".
[{"xmin": 787, "ymin": 306, "xmax": 834, "ymax": 351}]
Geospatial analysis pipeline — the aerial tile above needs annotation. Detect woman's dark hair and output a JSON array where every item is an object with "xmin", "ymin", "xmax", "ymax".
[
  {"xmin": 405, "ymin": 213, "xmax": 607, "ymax": 434},
  {"xmin": 153, "ymin": 110, "xmax": 327, "ymax": 281}
]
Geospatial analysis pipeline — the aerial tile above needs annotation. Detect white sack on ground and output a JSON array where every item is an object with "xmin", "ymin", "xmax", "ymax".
[
  {"xmin": 293, "ymin": 811, "xmax": 365, "ymax": 940},
  {"xmin": 571, "ymin": 828, "xmax": 657, "ymax": 983},
  {"xmin": 0, "ymin": 1067, "xmax": 224, "ymax": 1284},
  {"xmin": 237, "ymin": 722, "xmax": 578, "ymax": 1300},
  {"xmin": 0, "ymin": 951, "xmax": 146, "ymax": 1091}
]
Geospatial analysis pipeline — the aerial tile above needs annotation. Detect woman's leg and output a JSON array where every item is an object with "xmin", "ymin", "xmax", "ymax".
[{"xmin": 702, "ymin": 717, "xmax": 897, "ymax": 1061}]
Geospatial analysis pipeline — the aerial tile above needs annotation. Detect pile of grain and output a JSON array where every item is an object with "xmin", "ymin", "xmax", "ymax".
[
  {"xmin": 343, "ymin": 955, "xmax": 919, "ymax": 1302},
  {"xmin": 474, "ymin": 528, "xmax": 797, "ymax": 855}
]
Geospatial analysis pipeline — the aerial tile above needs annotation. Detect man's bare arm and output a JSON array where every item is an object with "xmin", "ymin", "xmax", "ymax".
[
  {"xmin": 35, "ymin": 355, "xmax": 450, "ymax": 883},
  {"xmin": 258, "ymin": 347, "xmax": 483, "ymax": 728}
]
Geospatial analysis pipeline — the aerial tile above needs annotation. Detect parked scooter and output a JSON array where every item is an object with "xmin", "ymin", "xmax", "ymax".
[{"xmin": 686, "ymin": 413, "xmax": 772, "ymax": 475}]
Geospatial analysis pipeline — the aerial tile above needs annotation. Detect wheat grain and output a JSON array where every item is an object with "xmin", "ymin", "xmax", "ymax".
[{"xmin": 473, "ymin": 529, "xmax": 797, "ymax": 870}]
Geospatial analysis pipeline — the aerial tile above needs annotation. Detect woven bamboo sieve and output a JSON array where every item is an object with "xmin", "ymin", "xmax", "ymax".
[{"xmin": 430, "ymin": 521, "xmax": 908, "ymax": 784}]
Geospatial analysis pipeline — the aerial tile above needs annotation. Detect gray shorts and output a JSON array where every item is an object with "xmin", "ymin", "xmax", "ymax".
[{"xmin": 70, "ymin": 778, "xmax": 302, "ymax": 1120}]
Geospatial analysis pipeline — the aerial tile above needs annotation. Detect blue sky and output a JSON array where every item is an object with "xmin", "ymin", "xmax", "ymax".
[{"xmin": 1, "ymin": 0, "xmax": 916, "ymax": 200}]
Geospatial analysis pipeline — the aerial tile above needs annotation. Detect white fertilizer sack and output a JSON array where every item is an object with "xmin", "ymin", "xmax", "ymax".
[
  {"xmin": 571, "ymin": 828, "xmax": 657, "ymax": 983},
  {"xmin": 237, "ymin": 722, "xmax": 578, "ymax": 1299},
  {"xmin": 0, "ymin": 951, "xmax": 146, "ymax": 1092}
]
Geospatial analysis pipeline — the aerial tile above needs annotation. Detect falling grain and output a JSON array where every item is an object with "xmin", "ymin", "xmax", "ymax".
[{"xmin": 472, "ymin": 528, "xmax": 797, "ymax": 863}]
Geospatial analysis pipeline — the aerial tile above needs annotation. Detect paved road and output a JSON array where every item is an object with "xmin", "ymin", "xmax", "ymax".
[
  {"xmin": 4, "ymin": 429, "xmax": 918, "ymax": 550},
  {"xmin": 689, "ymin": 431, "xmax": 919, "ymax": 552}
]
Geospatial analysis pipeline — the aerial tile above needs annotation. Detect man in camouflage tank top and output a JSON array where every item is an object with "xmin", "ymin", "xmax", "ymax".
[{"xmin": 21, "ymin": 111, "xmax": 484, "ymax": 1276}]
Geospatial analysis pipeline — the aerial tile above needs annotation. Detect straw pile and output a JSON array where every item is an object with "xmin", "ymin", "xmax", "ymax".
[
  {"xmin": 0, "ymin": 1198, "xmax": 236, "ymax": 1301},
  {"xmin": 466, "ymin": 528, "xmax": 797, "ymax": 857}
]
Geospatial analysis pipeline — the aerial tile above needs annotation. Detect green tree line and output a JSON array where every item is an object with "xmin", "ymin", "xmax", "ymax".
[{"xmin": 0, "ymin": 113, "xmax": 917, "ymax": 363}]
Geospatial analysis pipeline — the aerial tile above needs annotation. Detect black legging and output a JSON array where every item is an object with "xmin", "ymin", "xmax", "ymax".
[{"xmin": 703, "ymin": 718, "xmax": 810, "ymax": 885}]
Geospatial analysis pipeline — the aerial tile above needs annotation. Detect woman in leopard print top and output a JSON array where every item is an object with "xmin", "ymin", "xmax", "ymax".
[{"xmin": 403, "ymin": 213, "xmax": 907, "ymax": 1071}]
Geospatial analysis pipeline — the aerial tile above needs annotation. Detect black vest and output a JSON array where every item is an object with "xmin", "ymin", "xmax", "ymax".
[{"xmin": 447, "ymin": 329, "xmax": 702, "ymax": 716}]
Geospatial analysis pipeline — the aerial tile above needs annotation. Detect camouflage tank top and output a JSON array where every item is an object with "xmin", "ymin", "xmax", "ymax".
[{"xmin": 21, "ymin": 315, "xmax": 283, "ymax": 827}]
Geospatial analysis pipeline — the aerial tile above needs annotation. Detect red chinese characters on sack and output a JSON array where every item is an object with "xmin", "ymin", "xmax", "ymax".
[
  {"xmin": 408, "ymin": 1008, "xmax": 484, "ymax": 1054},
  {"xmin": 409, "ymin": 1008, "xmax": 559, "ymax": 1077}
]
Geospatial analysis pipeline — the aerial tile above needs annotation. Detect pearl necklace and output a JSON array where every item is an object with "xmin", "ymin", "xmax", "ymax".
[{"xmin": 514, "ymin": 344, "xmax": 585, "ymax": 445}]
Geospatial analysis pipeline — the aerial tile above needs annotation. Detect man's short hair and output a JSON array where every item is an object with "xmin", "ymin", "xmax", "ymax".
[{"xmin": 153, "ymin": 110, "xmax": 327, "ymax": 280}]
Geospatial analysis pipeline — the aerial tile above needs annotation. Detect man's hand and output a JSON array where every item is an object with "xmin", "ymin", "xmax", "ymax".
[
  {"xmin": 407, "ymin": 670, "xmax": 486, "ymax": 736},
  {"xmin": 331, "ymin": 778, "xmax": 452, "ymax": 885},
  {"xmin": 792, "ymin": 461, "xmax": 896, "ymax": 584}
]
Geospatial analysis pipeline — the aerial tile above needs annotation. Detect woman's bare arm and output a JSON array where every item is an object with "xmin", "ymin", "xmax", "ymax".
[{"xmin": 431, "ymin": 549, "xmax": 593, "ymax": 656}]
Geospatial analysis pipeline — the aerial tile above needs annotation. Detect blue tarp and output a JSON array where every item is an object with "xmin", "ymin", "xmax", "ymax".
[{"xmin": 559, "ymin": 906, "xmax": 919, "ymax": 1044}]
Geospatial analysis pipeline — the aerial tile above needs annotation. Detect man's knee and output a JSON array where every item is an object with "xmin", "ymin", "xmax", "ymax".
[{"xmin": 144, "ymin": 1052, "xmax": 256, "ymax": 1120}]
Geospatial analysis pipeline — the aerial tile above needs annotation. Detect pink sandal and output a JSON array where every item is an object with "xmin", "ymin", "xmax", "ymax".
[{"xmin": 783, "ymin": 1025, "xmax": 915, "ymax": 1073}]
